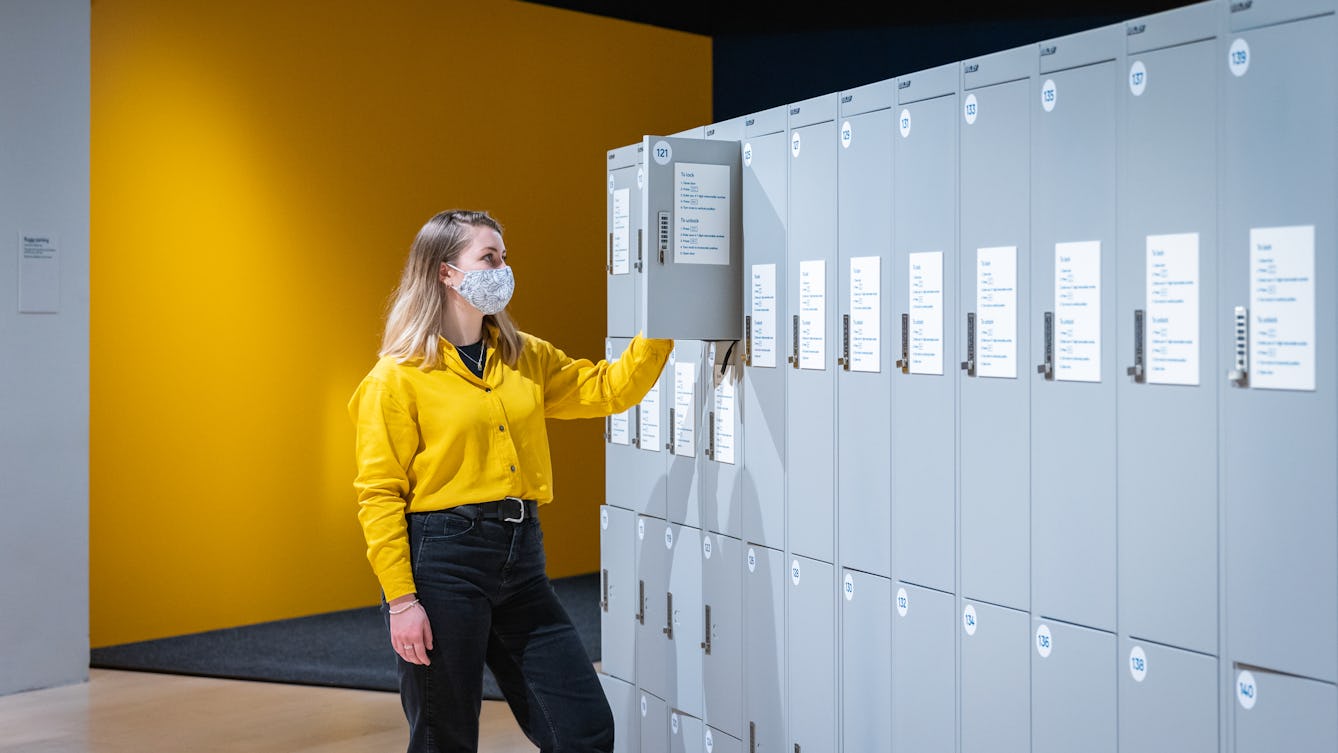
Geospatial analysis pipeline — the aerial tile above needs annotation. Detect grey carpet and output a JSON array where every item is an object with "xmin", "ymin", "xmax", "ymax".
[{"xmin": 90, "ymin": 572, "xmax": 601, "ymax": 702}]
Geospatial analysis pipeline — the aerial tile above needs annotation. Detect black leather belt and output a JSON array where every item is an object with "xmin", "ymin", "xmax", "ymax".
[{"xmin": 455, "ymin": 496, "xmax": 535, "ymax": 523}]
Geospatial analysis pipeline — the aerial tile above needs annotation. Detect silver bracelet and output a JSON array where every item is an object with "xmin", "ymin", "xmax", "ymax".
[{"xmin": 387, "ymin": 598, "xmax": 420, "ymax": 615}]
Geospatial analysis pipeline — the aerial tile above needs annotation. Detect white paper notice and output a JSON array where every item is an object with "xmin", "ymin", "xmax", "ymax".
[
  {"xmin": 799, "ymin": 259, "xmax": 826, "ymax": 369},
  {"xmin": 977, "ymin": 246, "xmax": 1017, "ymax": 378},
  {"xmin": 714, "ymin": 374, "xmax": 736, "ymax": 465},
  {"xmin": 1146, "ymin": 232, "xmax": 1200, "ymax": 385},
  {"xmin": 751, "ymin": 264, "xmax": 777, "ymax": 368},
  {"xmin": 638, "ymin": 379, "xmax": 662, "ymax": 452},
  {"xmin": 610, "ymin": 410, "xmax": 631, "ymax": 445},
  {"xmin": 675, "ymin": 162, "xmax": 731, "ymax": 266},
  {"xmin": 612, "ymin": 188, "xmax": 630, "ymax": 275},
  {"xmin": 673, "ymin": 362, "xmax": 696, "ymax": 457},
  {"xmin": 1250, "ymin": 225, "xmax": 1315, "ymax": 391},
  {"xmin": 849, "ymin": 256, "xmax": 881, "ymax": 372},
  {"xmin": 909, "ymin": 251, "xmax": 943, "ymax": 375},
  {"xmin": 1055, "ymin": 241, "xmax": 1102, "ymax": 382},
  {"xmin": 19, "ymin": 234, "xmax": 59, "ymax": 313}
]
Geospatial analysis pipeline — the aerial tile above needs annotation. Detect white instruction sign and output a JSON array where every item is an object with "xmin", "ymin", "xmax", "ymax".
[
  {"xmin": 19, "ymin": 234, "xmax": 59, "ymax": 313},
  {"xmin": 675, "ymin": 162, "xmax": 731, "ymax": 266},
  {"xmin": 714, "ymin": 374, "xmax": 736, "ymax": 465},
  {"xmin": 1146, "ymin": 232, "xmax": 1200, "ymax": 385},
  {"xmin": 977, "ymin": 246, "xmax": 1017, "ymax": 378},
  {"xmin": 849, "ymin": 256, "xmax": 881, "ymax": 372},
  {"xmin": 1250, "ymin": 224, "xmax": 1315, "ymax": 391},
  {"xmin": 909, "ymin": 251, "xmax": 944, "ymax": 374},
  {"xmin": 638, "ymin": 379, "xmax": 662, "ymax": 452},
  {"xmin": 612, "ymin": 188, "xmax": 630, "ymax": 275},
  {"xmin": 1055, "ymin": 240, "xmax": 1102, "ymax": 382},
  {"xmin": 610, "ymin": 409, "xmax": 630, "ymax": 445},
  {"xmin": 673, "ymin": 361, "xmax": 696, "ymax": 457},
  {"xmin": 799, "ymin": 259, "xmax": 826, "ymax": 369},
  {"xmin": 751, "ymin": 264, "xmax": 777, "ymax": 368}
]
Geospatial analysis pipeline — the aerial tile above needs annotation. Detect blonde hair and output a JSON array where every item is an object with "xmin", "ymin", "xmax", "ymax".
[{"xmin": 379, "ymin": 209, "xmax": 523, "ymax": 369}]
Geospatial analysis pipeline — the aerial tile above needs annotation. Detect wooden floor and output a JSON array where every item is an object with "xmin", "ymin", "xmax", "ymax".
[{"xmin": 0, "ymin": 669, "xmax": 540, "ymax": 752}]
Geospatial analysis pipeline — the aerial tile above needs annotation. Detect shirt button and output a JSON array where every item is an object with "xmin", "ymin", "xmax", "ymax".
[
  {"xmin": 498, "ymin": 425, "xmax": 506, "ymax": 432},
  {"xmin": 510, "ymin": 465, "xmax": 517, "ymax": 472},
  {"xmin": 485, "ymin": 388, "xmax": 491, "ymax": 393}
]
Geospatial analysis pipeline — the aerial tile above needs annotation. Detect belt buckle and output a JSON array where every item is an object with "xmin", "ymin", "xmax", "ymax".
[{"xmin": 502, "ymin": 496, "xmax": 526, "ymax": 523}]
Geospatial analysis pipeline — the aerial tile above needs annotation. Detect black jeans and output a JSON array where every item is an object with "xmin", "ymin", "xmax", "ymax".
[{"xmin": 386, "ymin": 505, "xmax": 614, "ymax": 753}]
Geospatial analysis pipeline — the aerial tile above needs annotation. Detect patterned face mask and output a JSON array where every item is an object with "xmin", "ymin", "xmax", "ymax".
[{"xmin": 447, "ymin": 262, "xmax": 515, "ymax": 315}]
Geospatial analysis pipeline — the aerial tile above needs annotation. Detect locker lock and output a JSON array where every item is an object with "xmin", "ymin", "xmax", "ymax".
[
  {"xmin": 960, "ymin": 312, "xmax": 976, "ymax": 376},
  {"xmin": 1126, "ymin": 309, "xmax": 1145, "ymax": 383},
  {"xmin": 1228, "ymin": 305, "xmax": 1249, "ymax": 387}
]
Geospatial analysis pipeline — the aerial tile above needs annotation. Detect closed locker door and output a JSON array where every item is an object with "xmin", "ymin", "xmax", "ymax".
[
  {"xmin": 633, "ymin": 362, "xmax": 669, "ymax": 520},
  {"xmin": 1118, "ymin": 639, "xmax": 1217, "ymax": 753},
  {"xmin": 1117, "ymin": 2, "xmax": 1221, "ymax": 657},
  {"xmin": 703, "ymin": 533, "xmax": 743, "ymax": 741},
  {"xmin": 1030, "ymin": 25, "xmax": 1122, "ymax": 633},
  {"xmin": 670, "ymin": 711, "xmax": 705, "ymax": 753},
  {"xmin": 836, "ymin": 80, "xmax": 895, "ymax": 579},
  {"xmin": 960, "ymin": 600, "xmax": 1030, "ymax": 753},
  {"xmin": 667, "ymin": 524, "xmax": 704, "ymax": 719},
  {"xmin": 601, "ymin": 505, "xmax": 637, "ymax": 684},
  {"xmin": 892, "ymin": 583, "xmax": 955, "ymax": 753},
  {"xmin": 601, "ymin": 672, "xmax": 639, "ymax": 753},
  {"xmin": 1031, "ymin": 619, "xmax": 1116, "ymax": 753},
  {"xmin": 641, "ymin": 691, "xmax": 670, "ymax": 753},
  {"xmin": 638, "ymin": 515, "xmax": 670, "ymax": 701},
  {"xmin": 606, "ymin": 338, "xmax": 639, "ymax": 512},
  {"xmin": 787, "ymin": 556, "xmax": 835, "ymax": 753},
  {"xmin": 704, "ymin": 727, "xmax": 741, "ymax": 753},
  {"xmin": 841, "ymin": 569, "xmax": 892, "ymax": 753},
  {"xmin": 959, "ymin": 47, "xmax": 1033, "ymax": 612},
  {"xmin": 1232, "ymin": 667, "xmax": 1338, "ymax": 752},
  {"xmin": 741, "ymin": 106, "xmax": 789, "ymax": 552},
  {"xmin": 892, "ymin": 63, "xmax": 959, "ymax": 596},
  {"xmin": 667, "ymin": 343, "xmax": 705, "ymax": 528},
  {"xmin": 608, "ymin": 143, "xmax": 642, "ymax": 337},
  {"xmin": 1221, "ymin": 3, "xmax": 1337, "ymax": 685},
  {"xmin": 785, "ymin": 93, "xmax": 839, "ymax": 566},
  {"xmin": 702, "ymin": 340, "xmax": 743, "ymax": 539},
  {"xmin": 745, "ymin": 543, "xmax": 786, "ymax": 753}
]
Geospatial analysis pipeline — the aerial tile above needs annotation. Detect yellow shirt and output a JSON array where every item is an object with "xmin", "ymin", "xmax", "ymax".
[{"xmin": 347, "ymin": 329, "xmax": 673, "ymax": 601}]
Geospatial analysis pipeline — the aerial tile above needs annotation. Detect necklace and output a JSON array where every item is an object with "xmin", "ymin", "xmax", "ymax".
[{"xmin": 456, "ymin": 341, "xmax": 485, "ymax": 372}]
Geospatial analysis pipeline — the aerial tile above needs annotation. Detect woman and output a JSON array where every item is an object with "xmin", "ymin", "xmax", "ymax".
[{"xmin": 347, "ymin": 209, "xmax": 672, "ymax": 753}]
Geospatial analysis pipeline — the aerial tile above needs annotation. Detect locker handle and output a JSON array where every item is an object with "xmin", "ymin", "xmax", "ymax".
[
  {"xmin": 607, "ymin": 232, "xmax": 613, "ymax": 274},
  {"xmin": 707, "ymin": 410, "xmax": 716, "ymax": 460},
  {"xmin": 750, "ymin": 722, "xmax": 756, "ymax": 753},
  {"xmin": 700, "ymin": 604, "xmax": 711, "ymax": 654},
  {"xmin": 632, "ymin": 405, "xmax": 642, "ymax": 449},
  {"xmin": 636, "ymin": 580, "xmax": 645, "ymax": 624},
  {"xmin": 839, "ymin": 313, "xmax": 850, "ymax": 370},
  {"xmin": 600, "ymin": 569, "xmax": 609, "ymax": 612},
  {"xmin": 636, "ymin": 228, "xmax": 644, "ymax": 272},
  {"xmin": 1126, "ymin": 308, "xmax": 1145, "ymax": 383},
  {"xmin": 895, "ymin": 313, "xmax": 910, "ymax": 373},
  {"xmin": 961, "ymin": 311, "xmax": 976, "ymax": 376},
  {"xmin": 744, "ymin": 315, "xmax": 754, "ymax": 367},
  {"xmin": 604, "ymin": 415, "xmax": 611, "ymax": 443},
  {"xmin": 1228, "ymin": 305, "xmax": 1249, "ymax": 387},
  {"xmin": 790, "ymin": 314, "xmax": 800, "ymax": 368},
  {"xmin": 667, "ymin": 408, "xmax": 676, "ymax": 454},
  {"xmin": 662, "ymin": 592, "xmax": 674, "ymax": 640},
  {"xmin": 795, "ymin": 746, "xmax": 801, "ymax": 753},
  {"xmin": 1036, "ymin": 311, "xmax": 1054, "ymax": 380}
]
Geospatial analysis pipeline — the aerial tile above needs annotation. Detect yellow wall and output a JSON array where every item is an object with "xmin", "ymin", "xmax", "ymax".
[{"xmin": 90, "ymin": 0, "xmax": 711, "ymax": 646}]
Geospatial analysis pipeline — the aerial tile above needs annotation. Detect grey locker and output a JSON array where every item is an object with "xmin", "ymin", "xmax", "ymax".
[
  {"xmin": 667, "ymin": 342, "xmax": 705, "ymax": 529},
  {"xmin": 786, "ymin": 555, "xmax": 836, "ymax": 753},
  {"xmin": 1118, "ymin": 639, "xmax": 1217, "ymax": 753},
  {"xmin": 608, "ymin": 142, "xmax": 644, "ymax": 337},
  {"xmin": 741, "ymin": 105, "xmax": 789, "ymax": 553},
  {"xmin": 639, "ymin": 134, "xmax": 743, "ymax": 340},
  {"xmin": 702, "ymin": 533, "xmax": 744, "ymax": 741},
  {"xmin": 606, "ymin": 337, "xmax": 642, "ymax": 513},
  {"xmin": 705, "ymin": 116, "xmax": 745, "ymax": 145},
  {"xmin": 601, "ymin": 672, "xmax": 639, "ymax": 753},
  {"xmin": 1232, "ymin": 667, "xmax": 1338, "ymax": 752},
  {"xmin": 892, "ymin": 63, "xmax": 960, "ymax": 595},
  {"xmin": 841, "ymin": 569, "xmax": 892, "ymax": 753},
  {"xmin": 835, "ymin": 79, "xmax": 895, "ymax": 579},
  {"xmin": 673, "ymin": 126, "xmax": 707, "ymax": 139},
  {"xmin": 960, "ymin": 600, "xmax": 1030, "ymax": 753},
  {"xmin": 1030, "ymin": 24, "xmax": 1123, "ymax": 633},
  {"xmin": 704, "ymin": 727, "xmax": 741, "ymax": 753},
  {"xmin": 601, "ymin": 505, "xmax": 637, "ymax": 684},
  {"xmin": 958, "ymin": 44, "xmax": 1035, "ymax": 612},
  {"xmin": 633, "ymin": 357, "xmax": 670, "ymax": 520},
  {"xmin": 892, "ymin": 583, "xmax": 955, "ymax": 753},
  {"xmin": 1117, "ymin": 1, "xmax": 1222, "ymax": 659},
  {"xmin": 701, "ymin": 340, "xmax": 744, "ymax": 539},
  {"xmin": 1221, "ymin": 2, "xmax": 1338, "ymax": 685},
  {"xmin": 637, "ymin": 515, "xmax": 671, "ymax": 702},
  {"xmin": 1031, "ymin": 619, "xmax": 1116, "ymax": 753},
  {"xmin": 641, "ymin": 690, "xmax": 670, "ymax": 753},
  {"xmin": 785, "ymin": 93, "xmax": 839, "ymax": 566},
  {"xmin": 667, "ymin": 524, "xmax": 704, "ymax": 719},
  {"xmin": 670, "ymin": 710, "xmax": 705, "ymax": 753},
  {"xmin": 744, "ymin": 543, "xmax": 786, "ymax": 753}
]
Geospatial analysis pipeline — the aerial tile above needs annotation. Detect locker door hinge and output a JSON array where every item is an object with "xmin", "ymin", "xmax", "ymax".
[
  {"xmin": 1036, "ymin": 310, "xmax": 1054, "ymax": 380},
  {"xmin": 789, "ymin": 314, "xmax": 800, "ymax": 368},
  {"xmin": 700, "ymin": 604, "xmax": 712, "ymax": 654},
  {"xmin": 1126, "ymin": 308, "xmax": 1145, "ymax": 383},
  {"xmin": 706, "ymin": 410, "xmax": 716, "ymax": 460},
  {"xmin": 635, "ymin": 580, "xmax": 645, "ymax": 624},
  {"xmin": 896, "ymin": 313, "xmax": 910, "ymax": 373},
  {"xmin": 600, "ymin": 569, "xmax": 609, "ymax": 612},
  {"xmin": 961, "ymin": 311, "xmax": 976, "ymax": 376},
  {"xmin": 607, "ymin": 232, "xmax": 614, "ymax": 274},
  {"xmin": 838, "ymin": 313, "xmax": 850, "ymax": 370},
  {"xmin": 636, "ymin": 229, "xmax": 644, "ymax": 272},
  {"xmin": 744, "ymin": 315, "xmax": 753, "ymax": 367},
  {"xmin": 657, "ymin": 212, "xmax": 670, "ymax": 265},
  {"xmin": 667, "ymin": 408, "xmax": 676, "ymax": 454},
  {"xmin": 662, "ymin": 592, "xmax": 674, "ymax": 640},
  {"xmin": 1228, "ymin": 305, "xmax": 1249, "ymax": 387}
]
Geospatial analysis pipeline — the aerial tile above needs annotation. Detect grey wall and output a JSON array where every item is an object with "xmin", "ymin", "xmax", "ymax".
[{"xmin": 0, "ymin": 0, "xmax": 91, "ymax": 697}]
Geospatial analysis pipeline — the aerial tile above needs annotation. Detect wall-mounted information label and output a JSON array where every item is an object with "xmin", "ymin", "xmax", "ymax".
[
  {"xmin": 751, "ymin": 264, "xmax": 777, "ymax": 368},
  {"xmin": 673, "ymin": 361, "xmax": 696, "ymax": 457},
  {"xmin": 909, "ymin": 251, "xmax": 944, "ymax": 375},
  {"xmin": 799, "ymin": 259, "xmax": 827, "ymax": 369},
  {"xmin": 675, "ymin": 163, "xmax": 731, "ymax": 266},
  {"xmin": 977, "ymin": 245, "xmax": 1017, "ymax": 378},
  {"xmin": 612, "ymin": 188, "xmax": 630, "ymax": 275},
  {"xmin": 849, "ymin": 256, "xmax": 881, "ymax": 372},
  {"xmin": 714, "ymin": 373, "xmax": 736, "ymax": 465},
  {"xmin": 19, "ymin": 234, "xmax": 59, "ymax": 313},
  {"xmin": 1146, "ymin": 232, "xmax": 1200, "ymax": 385},
  {"xmin": 610, "ymin": 409, "xmax": 630, "ymax": 445},
  {"xmin": 1250, "ymin": 224, "xmax": 1315, "ymax": 391},
  {"xmin": 638, "ymin": 379, "xmax": 661, "ymax": 452},
  {"xmin": 1055, "ymin": 240, "xmax": 1102, "ymax": 382}
]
